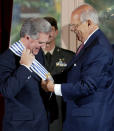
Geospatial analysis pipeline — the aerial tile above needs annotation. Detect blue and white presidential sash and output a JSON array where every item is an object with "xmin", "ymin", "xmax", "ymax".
[{"xmin": 9, "ymin": 40, "xmax": 52, "ymax": 80}]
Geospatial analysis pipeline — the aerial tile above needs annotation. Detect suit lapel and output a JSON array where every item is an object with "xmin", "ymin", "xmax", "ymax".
[
  {"xmin": 67, "ymin": 29, "xmax": 100, "ymax": 69},
  {"xmin": 31, "ymin": 71, "xmax": 41, "ymax": 81}
]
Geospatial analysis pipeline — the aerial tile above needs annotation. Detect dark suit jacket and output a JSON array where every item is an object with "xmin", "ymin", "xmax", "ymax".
[
  {"xmin": 61, "ymin": 29, "xmax": 114, "ymax": 131},
  {"xmin": 112, "ymin": 44, "xmax": 114, "ymax": 50},
  {"xmin": 0, "ymin": 48, "xmax": 48, "ymax": 131},
  {"xmin": 42, "ymin": 47, "xmax": 75, "ymax": 122}
]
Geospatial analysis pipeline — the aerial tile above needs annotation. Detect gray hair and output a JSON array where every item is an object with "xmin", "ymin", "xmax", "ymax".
[
  {"xmin": 80, "ymin": 4, "xmax": 99, "ymax": 25},
  {"xmin": 20, "ymin": 18, "xmax": 51, "ymax": 39}
]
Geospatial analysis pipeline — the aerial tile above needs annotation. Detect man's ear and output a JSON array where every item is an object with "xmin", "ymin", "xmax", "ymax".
[
  {"xmin": 87, "ymin": 19, "xmax": 92, "ymax": 27},
  {"xmin": 25, "ymin": 35, "xmax": 30, "ymax": 40}
]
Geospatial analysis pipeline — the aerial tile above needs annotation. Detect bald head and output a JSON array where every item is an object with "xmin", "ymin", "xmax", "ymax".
[
  {"xmin": 70, "ymin": 4, "xmax": 99, "ymax": 43},
  {"xmin": 71, "ymin": 4, "xmax": 99, "ymax": 25},
  {"xmin": 72, "ymin": 4, "xmax": 93, "ymax": 16}
]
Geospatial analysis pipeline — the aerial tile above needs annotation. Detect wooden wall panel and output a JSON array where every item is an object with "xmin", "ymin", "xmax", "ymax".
[{"xmin": 61, "ymin": 0, "xmax": 84, "ymax": 52}]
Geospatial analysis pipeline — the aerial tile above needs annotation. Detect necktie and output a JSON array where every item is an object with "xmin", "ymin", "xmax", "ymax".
[
  {"xmin": 45, "ymin": 52, "xmax": 52, "ymax": 64},
  {"xmin": 76, "ymin": 43, "xmax": 84, "ymax": 55},
  {"xmin": 45, "ymin": 52, "xmax": 52, "ymax": 72},
  {"xmin": 9, "ymin": 40, "xmax": 53, "ymax": 80}
]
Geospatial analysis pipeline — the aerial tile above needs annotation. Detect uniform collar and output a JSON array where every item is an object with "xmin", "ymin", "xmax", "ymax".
[{"xmin": 43, "ymin": 46, "xmax": 55, "ymax": 55}]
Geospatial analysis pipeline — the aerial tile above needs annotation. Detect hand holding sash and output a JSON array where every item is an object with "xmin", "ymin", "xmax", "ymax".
[
  {"xmin": 20, "ymin": 49, "xmax": 35, "ymax": 68},
  {"xmin": 9, "ymin": 41, "xmax": 53, "ymax": 80}
]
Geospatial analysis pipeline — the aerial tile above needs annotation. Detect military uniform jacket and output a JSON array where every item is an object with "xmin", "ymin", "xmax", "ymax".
[
  {"xmin": 42, "ymin": 46, "xmax": 75, "ymax": 122},
  {"xmin": 44, "ymin": 46, "xmax": 75, "ymax": 76}
]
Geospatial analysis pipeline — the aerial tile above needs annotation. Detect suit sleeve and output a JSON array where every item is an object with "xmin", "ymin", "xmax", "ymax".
[
  {"xmin": 61, "ymin": 54, "xmax": 113, "ymax": 101},
  {"xmin": 0, "ymin": 51, "xmax": 32, "ymax": 98}
]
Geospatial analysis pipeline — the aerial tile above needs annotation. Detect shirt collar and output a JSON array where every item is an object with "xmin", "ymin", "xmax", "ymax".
[
  {"xmin": 84, "ymin": 28, "xmax": 99, "ymax": 45},
  {"xmin": 43, "ymin": 46, "xmax": 55, "ymax": 55}
]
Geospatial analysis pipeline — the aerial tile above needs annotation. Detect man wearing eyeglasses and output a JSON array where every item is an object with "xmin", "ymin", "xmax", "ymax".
[{"xmin": 42, "ymin": 3, "xmax": 114, "ymax": 131}]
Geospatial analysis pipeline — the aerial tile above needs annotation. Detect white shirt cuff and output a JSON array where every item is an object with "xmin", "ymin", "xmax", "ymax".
[{"xmin": 54, "ymin": 84, "xmax": 62, "ymax": 96}]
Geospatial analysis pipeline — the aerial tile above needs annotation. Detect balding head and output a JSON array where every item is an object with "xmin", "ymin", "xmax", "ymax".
[
  {"xmin": 71, "ymin": 4, "xmax": 99, "ymax": 25},
  {"xmin": 70, "ymin": 4, "xmax": 99, "ymax": 43},
  {"xmin": 72, "ymin": 4, "xmax": 93, "ymax": 16}
]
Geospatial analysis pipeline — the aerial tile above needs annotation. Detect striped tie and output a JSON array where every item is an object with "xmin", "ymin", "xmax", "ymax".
[{"xmin": 9, "ymin": 40, "xmax": 53, "ymax": 81}]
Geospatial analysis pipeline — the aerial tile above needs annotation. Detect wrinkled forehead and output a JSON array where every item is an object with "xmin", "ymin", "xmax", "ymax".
[{"xmin": 71, "ymin": 14, "xmax": 79, "ymax": 20}]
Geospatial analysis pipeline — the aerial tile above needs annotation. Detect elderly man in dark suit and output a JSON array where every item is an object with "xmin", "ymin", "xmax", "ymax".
[
  {"xmin": 0, "ymin": 18, "xmax": 51, "ymax": 131},
  {"xmin": 42, "ymin": 16, "xmax": 75, "ymax": 131},
  {"xmin": 42, "ymin": 4, "xmax": 114, "ymax": 131}
]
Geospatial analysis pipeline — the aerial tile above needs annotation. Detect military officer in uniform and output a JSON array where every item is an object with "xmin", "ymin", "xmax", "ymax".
[{"xmin": 42, "ymin": 17, "xmax": 75, "ymax": 131}]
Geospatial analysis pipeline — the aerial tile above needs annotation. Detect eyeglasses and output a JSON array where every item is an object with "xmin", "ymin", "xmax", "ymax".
[{"xmin": 69, "ymin": 22, "xmax": 84, "ymax": 32}]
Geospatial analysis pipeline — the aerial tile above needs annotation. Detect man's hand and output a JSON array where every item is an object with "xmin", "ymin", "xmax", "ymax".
[
  {"xmin": 20, "ymin": 49, "xmax": 35, "ymax": 67},
  {"xmin": 41, "ymin": 80, "xmax": 48, "ymax": 92},
  {"xmin": 47, "ymin": 79, "xmax": 54, "ymax": 92},
  {"xmin": 41, "ymin": 79, "xmax": 54, "ymax": 92}
]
